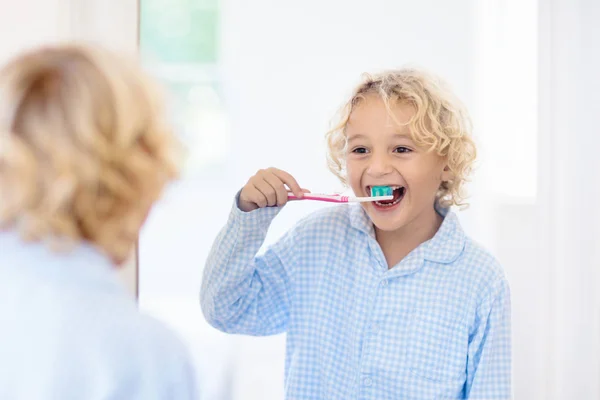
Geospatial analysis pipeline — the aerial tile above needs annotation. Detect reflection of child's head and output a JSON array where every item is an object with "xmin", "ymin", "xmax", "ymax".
[
  {"xmin": 326, "ymin": 68, "xmax": 476, "ymax": 208},
  {"xmin": 0, "ymin": 45, "xmax": 180, "ymax": 264}
]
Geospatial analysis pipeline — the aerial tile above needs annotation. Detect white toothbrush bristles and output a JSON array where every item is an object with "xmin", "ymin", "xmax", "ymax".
[{"xmin": 351, "ymin": 195, "xmax": 394, "ymax": 202}]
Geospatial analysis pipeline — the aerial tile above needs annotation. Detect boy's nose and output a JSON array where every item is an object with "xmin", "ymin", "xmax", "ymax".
[{"xmin": 366, "ymin": 154, "xmax": 394, "ymax": 177}]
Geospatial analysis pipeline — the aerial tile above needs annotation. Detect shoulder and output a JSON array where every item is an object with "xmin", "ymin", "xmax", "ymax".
[
  {"xmin": 90, "ymin": 295, "xmax": 194, "ymax": 369},
  {"xmin": 459, "ymin": 236, "xmax": 510, "ymax": 301},
  {"xmin": 0, "ymin": 280, "xmax": 197, "ymax": 399},
  {"xmin": 74, "ymin": 300, "xmax": 197, "ymax": 398},
  {"xmin": 428, "ymin": 211, "xmax": 507, "ymax": 291},
  {"xmin": 70, "ymin": 290, "xmax": 196, "ymax": 384},
  {"xmin": 462, "ymin": 238, "xmax": 505, "ymax": 280}
]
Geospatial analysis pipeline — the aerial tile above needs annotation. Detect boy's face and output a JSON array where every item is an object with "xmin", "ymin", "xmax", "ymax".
[{"xmin": 345, "ymin": 95, "xmax": 452, "ymax": 234}]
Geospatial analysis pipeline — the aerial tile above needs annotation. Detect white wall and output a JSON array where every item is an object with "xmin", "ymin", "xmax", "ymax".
[
  {"xmin": 220, "ymin": 0, "xmax": 476, "ymax": 191},
  {"xmin": 0, "ymin": 0, "xmax": 71, "ymax": 64},
  {"xmin": 0, "ymin": 0, "xmax": 139, "ymax": 295}
]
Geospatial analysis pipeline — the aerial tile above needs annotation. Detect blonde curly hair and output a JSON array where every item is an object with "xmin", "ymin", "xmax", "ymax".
[
  {"xmin": 0, "ymin": 44, "xmax": 180, "ymax": 264},
  {"xmin": 325, "ymin": 67, "xmax": 476, "ymax": 208}
]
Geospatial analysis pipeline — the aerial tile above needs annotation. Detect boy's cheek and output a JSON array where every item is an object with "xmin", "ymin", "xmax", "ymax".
[{"xmin": 348, "ymin": 177, "xmax": 363, "ymax": 193}]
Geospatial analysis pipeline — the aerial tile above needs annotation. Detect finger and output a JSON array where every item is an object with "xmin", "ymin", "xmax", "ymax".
[
  {"xmin": 269, "ymin": 168, "xmax": 303, "ymax": 198},
  {"xmin": 263, "ymin": 173, "xmax": 290, "ymax": 207},
  {"xmin": 253, "ymin": 179, "xmax": 277, "ymax": 207},
  {"xmin": 247, "ymin": 185, "xmax": 268, "ymax": 208}
]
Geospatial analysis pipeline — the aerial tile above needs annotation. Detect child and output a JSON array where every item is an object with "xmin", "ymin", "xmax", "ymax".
[
  {"xmin": 0, "ymin": 45, "xmax": 198, "ymax": 399},
  {"xmin": 201, "ymin": 68, "xmax": 511, "ymax": 399}
]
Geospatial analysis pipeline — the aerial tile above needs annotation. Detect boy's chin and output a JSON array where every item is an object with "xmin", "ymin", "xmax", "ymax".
[
  {"xmin": 366, "ymin": 211, "xmax": 408, "ymax": 233},
  {"xmin": 371, "ymin": 219, "xmax": 407, "ymax": 233}
]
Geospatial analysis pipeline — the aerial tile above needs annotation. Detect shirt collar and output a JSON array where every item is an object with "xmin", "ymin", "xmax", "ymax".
[
  {"xmin": 348, "ymin": 202, "xmax": 466, "ymax": 265},
  {"xmin": 422, "ymin": 210, "xmax": 466, "ymax": 264}
]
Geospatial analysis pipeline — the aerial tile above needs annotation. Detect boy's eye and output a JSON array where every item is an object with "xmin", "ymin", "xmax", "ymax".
[
  {"xmin": 351, "ymin": 147, "xmax": 368, "ymax": 154},
  {"xmin": 394, "ymin": 146, "xmax": 412, "ymax": 153}
]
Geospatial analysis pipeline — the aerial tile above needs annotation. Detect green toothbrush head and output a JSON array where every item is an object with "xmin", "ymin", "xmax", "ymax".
[{"xmin": 370, "ymin": 186, "xmax": 393, "ymax": 197}]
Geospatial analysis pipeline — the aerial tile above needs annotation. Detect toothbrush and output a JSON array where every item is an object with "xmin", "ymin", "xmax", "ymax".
[{"xmin": 287, "ymin": 186, "xmax": 394, "ymax": 203}]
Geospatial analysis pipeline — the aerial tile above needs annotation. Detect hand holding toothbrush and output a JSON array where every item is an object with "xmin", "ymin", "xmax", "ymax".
[
  {"xmin": 239, "ymin": 167, "xmax": 394, "ymax": 212},
  {"xmin": 239, "ymin": 167, "xmax": 310, "ymax": 212}
]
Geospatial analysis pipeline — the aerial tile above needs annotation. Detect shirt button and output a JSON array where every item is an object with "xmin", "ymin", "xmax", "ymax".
[
  {"xmin": 380, "ymin": 280, "xmax": 388, "ymax": 287},
  {"xmin": 363, "ymin": 377, "xmax": 373, "ymax": 387}
]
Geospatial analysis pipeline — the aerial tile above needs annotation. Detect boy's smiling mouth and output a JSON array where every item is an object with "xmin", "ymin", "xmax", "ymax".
[{"xmin": 366, "ymin": 185, "xmax": 406, "ymax": 209}]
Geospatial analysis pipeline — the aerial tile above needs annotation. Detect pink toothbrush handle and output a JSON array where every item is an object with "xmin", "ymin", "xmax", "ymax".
[{"xmin": 287, "ymin": 193, "xmax": 349, "ymax": 203}]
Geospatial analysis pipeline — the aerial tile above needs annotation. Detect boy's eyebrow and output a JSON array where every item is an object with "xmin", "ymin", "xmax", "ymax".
[
  {"xmin": 347, "ymin": 132, "xmax": 414, "ymax": 142},
  {"xmin": 392, "ymin": 132, "xmax": 414, "ymax": 141},
  {"xmin": 346, "ymin": 133, "xmax": 367, "ymax": 143}
]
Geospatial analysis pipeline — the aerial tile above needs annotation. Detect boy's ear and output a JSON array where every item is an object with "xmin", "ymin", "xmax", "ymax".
[{"xmin": 441, "ymin": 165, "xmax": 454, "ymax": 182}]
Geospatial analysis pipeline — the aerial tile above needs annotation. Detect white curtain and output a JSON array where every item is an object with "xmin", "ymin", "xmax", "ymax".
[
  {"xmin": 469, "ymin": 1, "xmax": 600, "ymax": 398},
  {"xmin": 537, "ymin": 0, "xmax": 600, "ymax": 398}
]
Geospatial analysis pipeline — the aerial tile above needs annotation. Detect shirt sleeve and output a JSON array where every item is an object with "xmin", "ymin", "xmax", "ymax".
[
  {"xmin": 200, "ymin": 194, "xmax": 297, "ymax": 336},
  {"xmin": 465, "ymin": 277, "xmax": 512, "ymax": 399}
]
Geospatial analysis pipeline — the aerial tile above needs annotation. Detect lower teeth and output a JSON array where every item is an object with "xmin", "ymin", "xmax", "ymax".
[{"xmin": 375, "ymin": 198, "xmax": 401, "ymax": 207}]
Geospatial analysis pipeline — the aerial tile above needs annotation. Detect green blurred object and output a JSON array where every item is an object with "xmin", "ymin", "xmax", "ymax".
[
  {"xmin": 371, "ymin": 186, "xmax": 394, "ymax": 197},
  {"xmin": 140, "ymin": 0, "xmax": 219, "ymax": 63}
]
